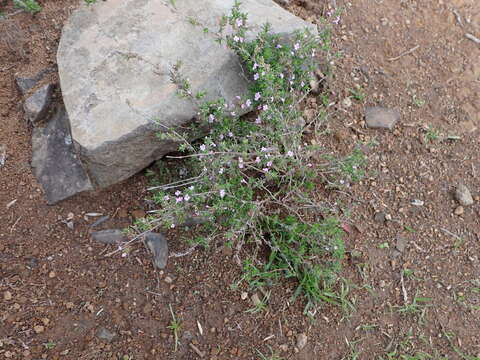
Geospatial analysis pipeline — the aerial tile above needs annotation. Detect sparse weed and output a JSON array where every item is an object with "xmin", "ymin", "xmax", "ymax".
[
  {"xmin": 13, "ymin": 0, "xmax": 41, "ymax": 14},
  {"xmin": 137, "ymin": 2, "xmax": 348, "ymax": 311},
  {"xmin": 424, "ymin": 125, "xmax": 440, "ymax": 142},
  {"xmin": 395, "ymin": 293, "xmax": 431, "ymax": 323},
  {"xmin": 167, "ymin": 304, "xmax": 181, "ymax": 352},
  {"xmin": 256, "ymin": 346, "xmax": 284, "ymax": 360},
  {"xmin": 84, "ymin": 0, "xmax": 97, "ymax": 4},
  {"xmin": 349, "ymin": 87, "xmax": 366, "ymax": 102},
  {"xmin": 412, "ymin": 95, "xmax": 425, "ymax": 107}
]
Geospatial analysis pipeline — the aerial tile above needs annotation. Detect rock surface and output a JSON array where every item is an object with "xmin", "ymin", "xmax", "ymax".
[
  {"xmin": 365, "ymin": 106, "xmax": 400, "ymax": 130},
  {"xmin": 96, "ymin": 327, "xmax": 116, "ymax": 342},
  {"xmin": 91, "ymin": 229, "xmax": 126, "ymax": 245},
  {"xmin": 57, "ymin": 0, "xmax": 316, "ymax": 188},
  {"xmin": 144, "ymin": 232, "xmax": 169, "ymax": 269},
  {"xmin": 31, "ymin": 104, "xmax": 93, "ymax": 204},
  {"xmin": 455, "ymin": 184, "xmax": 474, "ymax": 206},
  {"xmin": 15, "ymin": 68, "xmax": 54, "ymax": 95},
  {"xmin": 24, "ymin": 84, "xmax": 54, "ymax": 124}
]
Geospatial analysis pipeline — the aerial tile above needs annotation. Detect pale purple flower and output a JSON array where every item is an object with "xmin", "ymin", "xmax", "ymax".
[
  {"xmin": 239, "ymin": 163, "xmax": 244, "ymax": 169},
  {"xmin": 267, "ymin": 161, "xmax": 273, "ymax": 167},
  {"xmin": 254, "ymin": 92, "xmax": 261, "ymax": 101},
  {"xmin": 236, "ymin": 18, "xmax": 243, "ymax": 27},
  {"xmin": 239, "ymin": 37, "xmax": 244, "ymax": 43},
  {"xmin": 219, "ymin": 189, "xmax": 226, "ymax": 198},
  {"xmin": 175, "ymin": 190, "xmax": 181, "ymax": 196},
  {"xmin": 235, "ymin": 95, "xmax": 241, "ymax": 100},
  {"xmin": 253, "ymin": 63, "xmax": 258, "ymax": 70},
  {"xmin": 261, "ymin": 71, "xmax": 266, "ymax": 76},
  {"xmin": 263, "ymin": 104, "xmax": 269, "ymax": 111},
  {"xmin": 279, "ymin": 73, "xmax": 284, "ymax": 79},
  {"xmin": 170, "ymin": 223, "xmax": 176, "ymax": 229},
  {"xmin": 200, "ymin": 144, "xmax": 206, "ymax": 151},
  {"xmin": 176, "ymin": 197, "xmax": 183, "ymax": 203},
  {"xmin": 255, "ymin": 157, "xmax": 261, "ymax": 163},
  {"xmin": 219, "ymin": 134, "xmax": 224, "ymax": 140},
  {"xmin": 276, "ymin": 44, "xmax": 282, "ymax": 49},
  {"xmin": 294, "ymin": 43, "xmax": 300, "ymax": 51},
  {"xmin": 287, "ymin": 151, "xmax": 294, "ymax": 157},
  {"xmin": 219, "ymin": 168, "xmax": 224, "ymax": 174},
  {"xmin": 333, "ymin": 16, "xmax": 340, "ymax": 24},
  {"xmin": 261, "ymin": 147, "xmax": 268, "ymax": 152},
  {"xmin": 241, "ymin": 103, "xmax": 246, "ymax": 109},
  {"xmin": 301, "ymin": 81, "xmax": 305, "ymax": 87},
  {"xmin": 184, "ymin": 194, "xmax": 191, "ymax": 201},
  {"xmin": 164, "ymin": 195, "xmax": 170, "ymax": 201},
  {"xmin": 263, "ymin": 168, "xmax": 269, "ymax": 172},
  {"xmin": 228, "ymin": 132, "xmax": 233, "ymax": 137},
  {"xmin": 245, "ymin": 99, "xmax": 252, "ymax": 107},
  {"xmin": 208, "ymin": 114, "xmax": 215, "ymax": 123},
  {"xmin": 254, "ymin": 73, "xmax": 259, "ymax": 81},
  {"xmin": 233, "ymin": 35, "xmax": 240, "ymax": 42},
  {"xmin": 230, "ymin": 111, "xmax": 236, "ymax": 116},
  {"xmin": 255, "ymin": 117, "xmax": 262, "ymax": 124}
]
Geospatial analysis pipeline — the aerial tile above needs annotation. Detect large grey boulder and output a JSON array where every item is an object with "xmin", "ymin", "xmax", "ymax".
[{"xmin": 57, "ymin": 0, "xmax": 316, "ymax": 188}]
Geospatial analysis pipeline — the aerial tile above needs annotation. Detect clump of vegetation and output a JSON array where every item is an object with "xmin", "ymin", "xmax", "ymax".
[
  {"xmin": 12, "ymin": 0, "xmax": 41, "ymax": 14},
  {"xmin": 132, "ymin": 2, "xmax": 362, "ymax": 311}
]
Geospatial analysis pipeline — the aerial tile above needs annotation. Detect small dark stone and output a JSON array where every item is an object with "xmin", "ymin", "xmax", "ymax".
[
  {"xmin": 91, "ymin": 229, "xmax": 126, "ymax": 245},
  {"xmin": 24, "ymin": 84, "xmax": 54, "ymax": 125},
  {"xmin": 144, "ymin": 233, "xmax": 169, "ymax": 269},
  {"xmin": 96, "ymin": 327, "xmax": 116, "ymax": 342},
  {"xmin": 365, "ymin": 106, "xmax": 400, "ymax": 130},
  {"xmin": 31, "ymin": 103, "xmax": 93, "ymax": 204},
  {"xmin": 374, "ymin": 212, "xmax": 386, "ymax": 223},
  {"xmin": 395, "ymin": 235, "xmax": 408, "ymax": 253},
  {"xmin": 15, "ymin": 67, "xmax": 54, "ymax": 95}
]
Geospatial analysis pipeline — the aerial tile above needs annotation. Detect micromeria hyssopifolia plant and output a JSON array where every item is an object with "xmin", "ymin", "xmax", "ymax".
[{"xmin": 137, "ymin": 2, "xmax": 345, "ymax": 311}]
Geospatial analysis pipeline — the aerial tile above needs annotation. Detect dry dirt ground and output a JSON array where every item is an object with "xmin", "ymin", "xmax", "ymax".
[{"xmin": 1, "ymin": 0, "xmax": 479, "ymax": 359}]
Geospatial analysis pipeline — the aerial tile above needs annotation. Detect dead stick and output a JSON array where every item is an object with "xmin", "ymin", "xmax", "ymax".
[
  {"xmin": 465, "ymin": 33, "xmax": 480, "ymax": 44},
  {"xmin": 189, "ymin": 343, "xmax": 205, "ymax": 358},
  {"xmin": 388, "ymin": 45, "xmax": 419, "ymax": 61}
]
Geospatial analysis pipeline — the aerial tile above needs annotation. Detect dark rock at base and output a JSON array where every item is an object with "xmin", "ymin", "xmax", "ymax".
[
  {"xmin": 91, "ymin": 229, "xmax": 126, "ymax": 245},
  {"xmin": 15, "ymin": 67, "xmax": 54, "ymax": 95},
  {"xmin": 31, "ymin": 103, "xmax": 93, "ymax": 204},
  {"xmin": 24, "ymin": 84, "xmax": 54, "ymax": 125},
  {"xmin": 365, "ymin": 106, "xmax": 400, "ymax": 130},
  {"xmin": 144, "ymin": 232, "xmax": 169, "ymax": 270}
]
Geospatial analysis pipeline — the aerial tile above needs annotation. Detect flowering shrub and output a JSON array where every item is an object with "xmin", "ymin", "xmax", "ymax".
[{"xmin": 139, "ymin": 2, "xmax": 347, "ymax": 310}]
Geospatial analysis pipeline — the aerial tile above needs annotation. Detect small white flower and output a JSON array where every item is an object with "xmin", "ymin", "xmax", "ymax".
[
  {"xmin": 219, "ymin": 189, "xmax": 226, "ymax": 198},
  {"xmin": 255, "ymin": 117, "xmax": 262, "ymax": 124},
  {"xmin": 175, "ymin": 190, "xmax": 181, "ymax": 196},
  {"xmin": 219, "ymin": 168, "xmax": 224, "ymax": 174},
  {"xmin": 170, "ymin": 223, "xmax": 176, "ymax": 229},
  {"xmin": 164, "ymin": 195, "xmax": 170, "ymax": 201},
  {"xmin": 208, "ymin": 114, "xmax": 215, "ymax": 123},
  {"xmin": 263, "ymin": 104, "xmax": 269, "ymax": 111},
  {"xmin": 184, "ymin": 194, "xmax": 191, "ymax": 201},
  {"xmin": 294, "ymin": 43, "xmax": 300, "ymax": 51},
  {"xmin": 199, "ymin": 144, "xmax": 206, "ymax": 151},
  {"xmin": 287, "ymin": 151, "xmax": 294, "ymax": 157},
  {"xmin": 254, "ymin": 92, "xmax": 261, "ymax": 101},
  {"xmin": 233, "ymin": 35, "xmax": 240, "ymax": 42}
]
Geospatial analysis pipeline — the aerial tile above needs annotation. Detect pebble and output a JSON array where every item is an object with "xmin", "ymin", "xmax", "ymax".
[
  {"xmin": 342, "ymin": 97, "xmax": 353, "ymax": 108},
  {"xmin": 34, "ymin": 325, "xmax": 45, "ymax": 334},
  {"xmin": 48, "ymin": 271, "xmax": 56, "ymax": 278},
  {"xmin": 240, "ymin": 292, "xmax": 248, "ymax": 300},
  {"xmin": 23, "ymin": 84, "xmax": 54, "ymax": 125},
  {"xmin": 144, "ymin": 232, "xmax": 169, "ymax": 269},
  {"xmin": 374, "ymin": 212, "xmax": 386, "ymax": 223},
  {"xmin": 164, "ymin": 276, "xmax": 173, "ymax": 284},
  {"xmin": 455, "ymin": 184, "xmax": 474, "ymax": 206},
  {"xmin": 365, "ymin": 106, "xmax": 400, "ymax": 130},
  {"xmin": 4, "ymin": 291, "xmax": 12, "ymax": 300},
  {"xmin": 454, "ymin": 206, "xmax": 464, "ymax": 216},
  {"xmin": 91, "ymin": 229, "xmax": 127, "ymax": 245},
  {"xmin": 296, "ymin": 333, "xmax": 308, "ymax": 351},
  {"xmin": 96, "ymin": 327, "xmax": 116, "ymax": 342},
  {"xmin": 251, "ymin": 293, "xmax": 262, "ymax": 306}
]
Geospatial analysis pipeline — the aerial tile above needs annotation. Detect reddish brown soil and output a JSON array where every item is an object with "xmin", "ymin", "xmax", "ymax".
[{"xmin": 1, "ymin": 0, "xmax": 479, "ymax": 359}]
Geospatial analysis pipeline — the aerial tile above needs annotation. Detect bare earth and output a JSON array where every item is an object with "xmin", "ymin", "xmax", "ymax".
[{"xmin": 1, "ymin": 0, "xmax": 479, "ymax": 359}]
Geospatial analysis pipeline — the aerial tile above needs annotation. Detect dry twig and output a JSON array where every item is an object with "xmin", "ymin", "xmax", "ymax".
[{"xmin": 388, "ymin": 45, "xmax": 419, "ymax": 61}]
